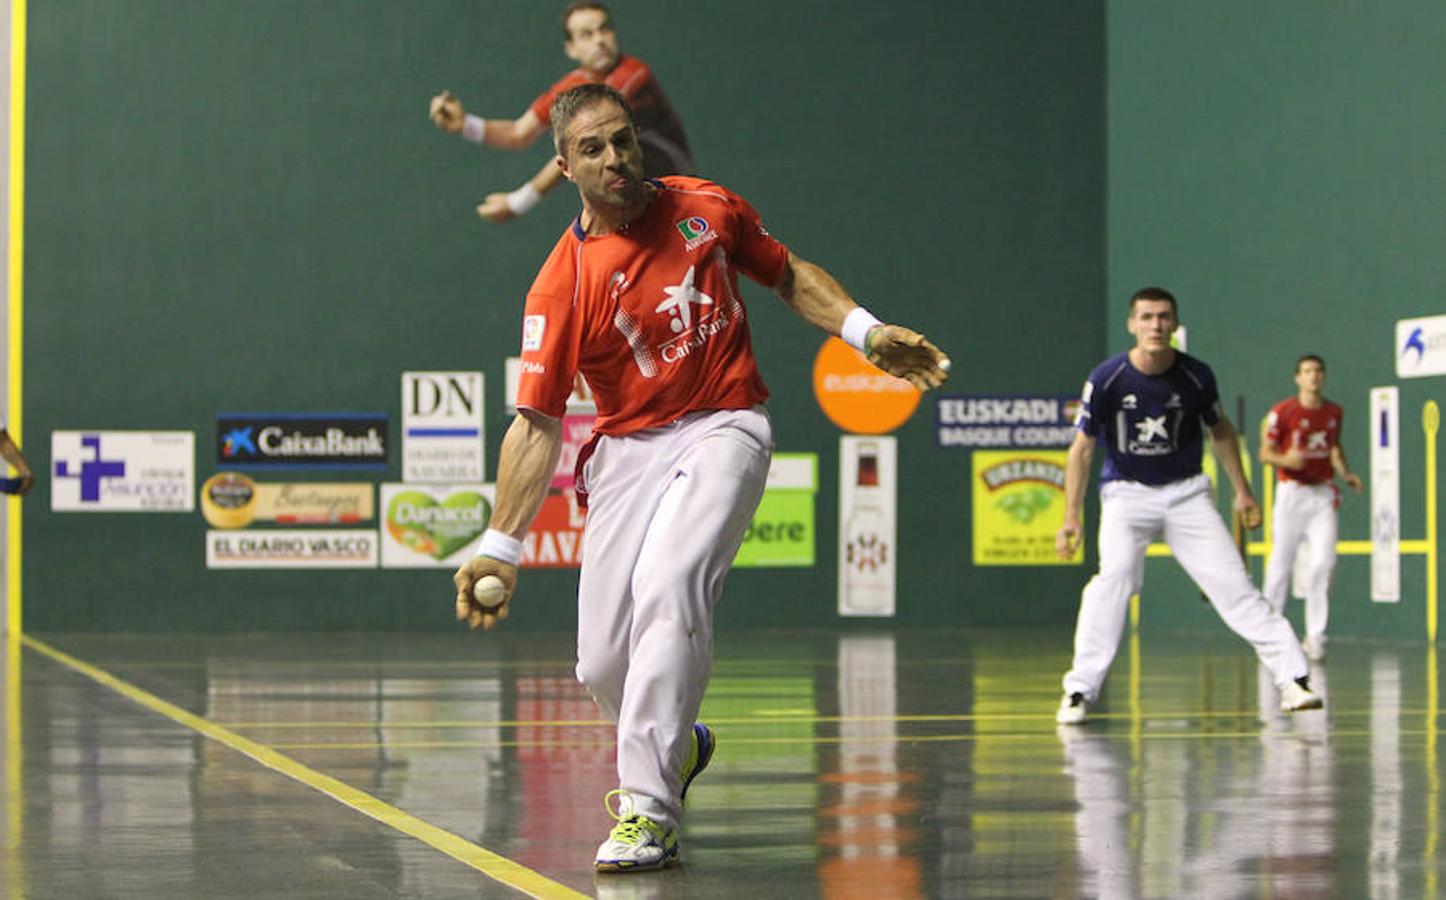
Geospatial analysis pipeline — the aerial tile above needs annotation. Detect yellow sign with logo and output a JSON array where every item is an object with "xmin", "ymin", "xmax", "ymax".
[{"xmin": 971, "ymin": 450, "xmax": 1082, "ymax": 566}]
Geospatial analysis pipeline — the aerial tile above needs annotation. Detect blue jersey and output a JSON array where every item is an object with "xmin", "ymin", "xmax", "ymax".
[{"xmin": 1075, "ymin": 351, "xmax": 1222, "ymax": 485}]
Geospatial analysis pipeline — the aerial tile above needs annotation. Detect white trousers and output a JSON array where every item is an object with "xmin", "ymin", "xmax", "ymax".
[
  {"xmin": 1062, "ymin": 474, "xmax": 1309, "ymax": 702},
  {"xmin": 575, "ymin": 406, "xmax": 772, "ymax": 830},
  {"xmin": 1262, "ymin": 481, "xmax": 1337, "ymax": 641}
]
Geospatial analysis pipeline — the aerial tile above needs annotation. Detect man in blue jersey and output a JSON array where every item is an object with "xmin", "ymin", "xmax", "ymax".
[{"xmin": 1054, "ymin": 287, "xmax": 1321, "ymax": 724}]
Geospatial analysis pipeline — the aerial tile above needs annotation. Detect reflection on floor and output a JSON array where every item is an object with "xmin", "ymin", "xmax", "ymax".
[{"xmin": 1, "ymin": 627, "xmax": 1442, "ymax": 898}]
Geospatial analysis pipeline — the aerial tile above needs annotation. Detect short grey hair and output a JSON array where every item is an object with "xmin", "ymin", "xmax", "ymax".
[{"xmin": 550, "ymin": 83, "xmax": 634, "ymax": 157}]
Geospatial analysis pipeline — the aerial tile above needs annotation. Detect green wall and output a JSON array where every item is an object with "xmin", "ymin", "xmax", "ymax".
[
  {"xmin": 1107, "ymin": 1, "xmax": 1446, "ymax": 639},
  {"xmin": 21, "ymin": 1, "xmax": 1105, "ymax": 631}
]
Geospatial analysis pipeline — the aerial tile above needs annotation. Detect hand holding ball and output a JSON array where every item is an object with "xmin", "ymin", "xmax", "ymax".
[{"xmin": 472, "ymin": 574, "xmax": 508, "ymax": 611}]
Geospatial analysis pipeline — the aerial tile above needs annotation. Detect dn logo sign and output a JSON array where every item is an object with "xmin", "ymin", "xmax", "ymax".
[
  {"xmin": 405, "ymin": 372, "xmax": 481, "ymax": 421},
  {"xmin": 401, "ymin": 371, "xmax": 486, "ymax": 483}
]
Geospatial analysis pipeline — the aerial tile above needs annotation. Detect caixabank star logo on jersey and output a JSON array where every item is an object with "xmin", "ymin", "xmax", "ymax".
[
  {"xmin": 612, "ymin": 251, "xmax": 746, "ymax": 377},
  {"xmin": 971, "ymin": 450, "xmax": 1081, "ymax": 566}
]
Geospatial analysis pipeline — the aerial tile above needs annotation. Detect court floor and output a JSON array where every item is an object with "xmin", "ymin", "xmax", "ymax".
[{"xmin": 2, "ymin": 624, "xmax": 1442, "ymax": 898}]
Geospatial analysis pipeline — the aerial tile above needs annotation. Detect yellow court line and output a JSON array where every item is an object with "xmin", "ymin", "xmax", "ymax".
[
  {"xmin": 260, "ymin": 725, "xmax": 1439, "ymax": 753},
  {"xmin": 21, "ymin": 636, "xmax": 586, "ymax": 900},
  {"xmin": 6, "ymin": 0, "xmax": 27, "ymax": 638},
  {"xmin": 1145, "ymin": 539, "xmax": 1429, "ymax": 558},
  {"xmin": 216, "ymin": 705, "xmax": 1444, "ymax": 732}
]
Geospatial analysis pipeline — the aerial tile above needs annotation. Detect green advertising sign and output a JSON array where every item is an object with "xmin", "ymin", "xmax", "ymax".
[{"xmin": 734, "ymin": 453, "xmax": 817, "ymax": 568}]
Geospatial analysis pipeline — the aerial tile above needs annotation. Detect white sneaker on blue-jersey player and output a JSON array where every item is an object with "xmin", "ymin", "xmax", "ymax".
[
  {"xmin": 1056, "ymin": 692, "xmax": 1089, "ymax": 725},
  {"xmin": 595, "ymin": 790, "xmax": 679, "ymax": 873},
  {"xmin": 1279, "ymin": 676, "xmax": 1324, "ymax": 712}
]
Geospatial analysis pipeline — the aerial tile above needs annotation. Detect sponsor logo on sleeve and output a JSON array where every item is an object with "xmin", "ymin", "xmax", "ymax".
[{"xmin": 522, "ymin": 315, "xmax": 546, "ymax": 351}]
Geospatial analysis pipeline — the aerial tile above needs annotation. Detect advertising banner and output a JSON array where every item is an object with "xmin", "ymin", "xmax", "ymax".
[
  {"xmin": 380, "ymin": 484, "xmax": 495, "ymax": 569},
  {"xmin": 402, "ymin": 372, "xmax": 485, "ymax": 483},
  {"xmin": 1370, "ymin": 386, "xmax": 1400, "ymax": 602},
  {"xmin": 838, "ymin": 436, "xmax": 896, "ymax": 616},
  {"xmin": 522, "ymin": 490, "xmax": 587, "ymax": 568},
  {"xmin": 206, "ymin": 529, "xmax": 378, "ymax": 568},
  {"xmin": 52, "ymin": 430, "xmax": 194, "ymax": 512},
  {"xmin": 935, "ymin": 395, "xmax": 1081, "ymax": 449},
  {"xmin": 735, "ymin": 453, "xmax": 817, "ymax": 568},
  {"xmin": 813, "ymin": 338, "xmax": 919, "ymax": 435},
  {"xmin": 971, "ymin": 449, "xmax": 1080, "ymax": 566},
  {"xmin": 1396, "ymin": 315, "xmax": 1446, "ymax": 379},
  {"xmin": 200, "ymin": 473, "xmax": 373, "ymax": 528},
  {"xmin": 217, "ymin": 413, "xmax": 387, "ymax": 469},
  {"xmin": 552, "ymin": 414, "xmax": 597, "ymax": 490}
]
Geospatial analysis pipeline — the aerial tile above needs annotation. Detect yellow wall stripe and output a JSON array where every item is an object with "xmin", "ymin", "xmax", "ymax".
[
  {"xmin": 6, "ymin": 0, "xmax": 27, "ymax": 637},
  {"xmin": 21, "ymin": 635, "xmax": 586, "ymax": 899}
]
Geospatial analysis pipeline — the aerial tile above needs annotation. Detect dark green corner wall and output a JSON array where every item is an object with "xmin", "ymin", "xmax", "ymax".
[
  {"xmin": 1107, "ymin": 1, "xmax": 1446, "ymax": 639},
  {"xmin": 21, "ymin": 1, "xmax": 1105, "ymax": 631}
]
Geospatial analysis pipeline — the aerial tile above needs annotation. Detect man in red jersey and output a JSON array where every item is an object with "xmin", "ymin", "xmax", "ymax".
[
  {"xmin": 451, "ymin": 84, "xmax": 949, "ymax": 872},
  {"xmin": 1258, "ymin": 354, "xmax": 1362, "ymax": 661},
  {"xmin": 429, "ymin": 2, "xmax": 693, "ymax": 224}
]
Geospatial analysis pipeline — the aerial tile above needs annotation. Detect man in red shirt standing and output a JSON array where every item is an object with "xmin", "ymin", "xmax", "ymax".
[
  {"xmin": 452, "ymin": 84, "xmax": 949, "ymax": 872},
  {"xmin": 1258, "ymin": 354, "xmax": 1363, "ymax": 661},
  {"xmin": 429, "ymin": 2, "xmax": 693, "ymax": 224}
]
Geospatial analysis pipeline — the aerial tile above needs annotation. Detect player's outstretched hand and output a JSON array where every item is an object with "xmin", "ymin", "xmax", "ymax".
[
  {"xmin": 1344, "ymin": 472, "xmax": 1364, "ymax": 494},
  {"xmin": 430, "ymin": 90, "xmax": 465, "ymax": 134},
  {"xmin": 866, "ymin": 325, "xmax": 951, "ymax": 391},
  {"xmin": 477, "ymin": 193, "xmax": 516, "ymax": 224},
  {"xmin": 452, "ymin": 556, "xmax": 518, "ymax": 632},
  {"xmin": 1234, "ymin": 495, "xmax": 1263, "ymax": 530}
]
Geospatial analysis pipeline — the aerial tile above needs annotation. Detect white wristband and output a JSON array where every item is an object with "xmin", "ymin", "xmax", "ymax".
[
  {"xmin": 461, "ymin": 113, "xmax": 487, "ymax": 145},
  {"xmin": 841, "ymin": 307, "xmax": 883, "ymax": 354},
  {"xmin": 477, "ymin": 529, "xmax": 522, "ymax": 566},
  {"xmin": 506, "ymin": 183, "xmax": 542, "ymax": 215}
]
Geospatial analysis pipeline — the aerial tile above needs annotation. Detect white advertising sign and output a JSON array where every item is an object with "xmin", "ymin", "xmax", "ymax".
[
  {"xmin": 206, "ymin": 529, "xmax": 379, "ymax": 569},
  {"xmin": 838, "ymin": 435, "xmax": 896, "ymax": 617},
  {"xmin": 380, "ymin": 483, "xmax": 495, "ymax": 569},
  {"xmin": 402, "ymin": 371, "xmax": 485, "ymax": 483},
  {"xmin": 51, "ymin": 431, "xmax": 194, "ymax": 512},
  {"xmin": 1396, "ymin": 315, "xmax": 1446, "ymax": 379},
  {"xmin": 1370, "ymin": 386, "xmax": 1400, "ymax": 602}
]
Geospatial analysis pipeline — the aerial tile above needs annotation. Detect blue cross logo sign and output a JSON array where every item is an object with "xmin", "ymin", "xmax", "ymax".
[{"xmin": 53, "ymin": 434, "xmax": 126, "ymax": 501}]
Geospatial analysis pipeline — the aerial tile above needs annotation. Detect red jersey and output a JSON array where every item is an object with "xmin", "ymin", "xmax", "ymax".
[
  {"xmin": 515, "ymin": 176, "xmax": 790, "ymax": 435},
  {"xmin": 530, "ymin": 55, "xmax": 693, "ymax": 177},
  {"xmin": 1265, "ymin": 397, "xmax": 1343, "ymax": 484}
]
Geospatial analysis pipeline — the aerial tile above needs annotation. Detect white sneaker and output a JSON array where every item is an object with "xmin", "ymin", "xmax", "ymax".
[
  {"xmin": 1302, "ymin": 635, "xmax": 1327, "ymax": 662},
  {"xmin": 1056, "ymin": 692, "xmax": 1089, "ymax": 725},
  {"xmin": 1280, "ymin": 676, "xmax": 1324, "ymax": 712},
  {"xmin": 594, "ymin": 791, "xmax": 679, "ymax": 873}
]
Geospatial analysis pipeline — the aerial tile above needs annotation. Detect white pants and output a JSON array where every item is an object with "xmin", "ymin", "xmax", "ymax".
[
  {"xmin": 575, "ymin": 406, "xmax": 772, "ymax": 830},
  {"xmin": 1263, "ymin": 480, "xmax": 1337, "ymax": 641},
  {"xmin": 1062, "ymin": 474, "xmax": 1309, "ymax": 701}
]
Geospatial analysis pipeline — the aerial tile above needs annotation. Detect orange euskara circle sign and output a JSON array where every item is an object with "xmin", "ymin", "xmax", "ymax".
[{"xmin": 812, "ymin": 337, "xmax": 920, "ymax": 434}]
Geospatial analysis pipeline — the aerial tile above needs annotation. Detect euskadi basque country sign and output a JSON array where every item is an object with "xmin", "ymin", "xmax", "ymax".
[
  {"xmin": 217, "ymin": 413, "xmax": 387, "ymax": 469},
  {"xmin": 935, "ymin": 395, "xmax": 1081, "ymax": 449}
]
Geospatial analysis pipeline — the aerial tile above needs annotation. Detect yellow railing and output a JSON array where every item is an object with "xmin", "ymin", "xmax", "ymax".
[{"xmin": 1141, "ymin": 401, "xmax": 1440, "ymax": 640}]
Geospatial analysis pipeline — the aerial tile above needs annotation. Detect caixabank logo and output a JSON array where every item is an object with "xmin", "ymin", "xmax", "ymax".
[{"xmin": 217, "ymin": 413, "xmax": 388, "ymax": 469}]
